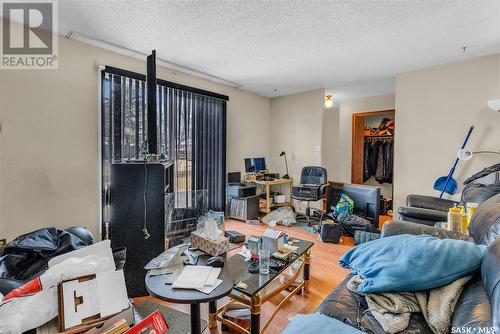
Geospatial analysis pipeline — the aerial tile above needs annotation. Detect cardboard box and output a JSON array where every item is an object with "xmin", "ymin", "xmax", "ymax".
[
  {"xmin": 58, "ymin": 270, "xmax": 129, "ymax": 332},
  {"xmin": 191, "ymin": 230, "xmax": 229, "ymax": 256},
  {"xmin": 261, "ymin": 229, "xmax": 285, "ymax": 254}
]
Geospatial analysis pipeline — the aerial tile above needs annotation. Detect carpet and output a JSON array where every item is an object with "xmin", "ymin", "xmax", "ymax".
[{"xmin": 134, "ymin": 300, "xmax": 208, "ymax": 334}]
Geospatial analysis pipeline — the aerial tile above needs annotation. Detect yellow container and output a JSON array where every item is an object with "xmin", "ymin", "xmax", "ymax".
[
  {"xmin": 466, "ymin": 202, "xmax": 479, "ymax": 228},
  {"xmin": 447, "ymin": 206, "xmax": 462, "ymax": 232},
  {"xmin": 460, "ymin": 213, "xmax": 468, "ymax": 234}
]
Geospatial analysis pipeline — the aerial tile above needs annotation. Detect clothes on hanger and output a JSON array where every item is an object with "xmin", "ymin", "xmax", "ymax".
[
  {"xmin": 363, "ymin": 138, "xmax": 393, "ymax": 184},
  {"xmin": 370, "ymin": 141, "xmax": 382, "ymax": 179},
  {"xmin": 384, "ymin": 141, "xmax": 393, "ymax": 183},
  {"xmin": 375, "ymin": 143, "xmax": 385, "ymax": 182},
  {"xmin": 363, "ymin": 143, "xmax": 373, "ymax": 182}
]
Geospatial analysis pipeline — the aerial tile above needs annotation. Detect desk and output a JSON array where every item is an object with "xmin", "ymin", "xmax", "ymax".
[{"xmin": 251, "ymin": 178, "xmax": 293, "ymax": 214}]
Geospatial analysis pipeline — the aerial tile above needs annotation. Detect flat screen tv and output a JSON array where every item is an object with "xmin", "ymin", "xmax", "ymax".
[{"xmin": 244, "ymin": 158, "xmax": 266, "ymax": 173}]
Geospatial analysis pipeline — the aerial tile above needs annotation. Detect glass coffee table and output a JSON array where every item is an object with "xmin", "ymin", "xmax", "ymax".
[{"xmin": 208, "ymin": 238, "xmax": 314, "ymax": 334}]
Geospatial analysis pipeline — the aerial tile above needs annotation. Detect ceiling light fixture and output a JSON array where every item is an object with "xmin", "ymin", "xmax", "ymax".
[
  {"xmin": 325, "ymin": 95, "xmax": 334, "ymax": 108},
  {"xmin": 487, "ymin": 99, "xmax": 500, "ymax": 111}
]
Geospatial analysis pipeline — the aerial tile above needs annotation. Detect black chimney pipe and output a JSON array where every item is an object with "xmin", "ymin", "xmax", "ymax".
[{"xmin": 146, "ymin": 50, "xmax": 157, "ymax": 154}]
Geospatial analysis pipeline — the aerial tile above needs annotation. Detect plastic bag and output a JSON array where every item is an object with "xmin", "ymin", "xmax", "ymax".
[
  {"xmin": 261, "ymin": 207, "xmax": 296, "ymax": 226},
  {"xmin": 334, "ymin": 193, "xmax": 354, "ymax": 215},
  {"xmin": 0, "ymin": 286, "xmax": 58, "ymax": 333}
]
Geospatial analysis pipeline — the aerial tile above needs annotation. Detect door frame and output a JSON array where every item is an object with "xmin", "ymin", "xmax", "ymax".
[{"xmin": 351, "ymin": 109, "xmax": 395, "ymax": 184}]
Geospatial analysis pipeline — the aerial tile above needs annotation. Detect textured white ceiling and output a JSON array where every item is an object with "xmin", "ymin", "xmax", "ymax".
[{"xmin": 58, "ymin": 1, "xmax": 500, "ymax": 98}]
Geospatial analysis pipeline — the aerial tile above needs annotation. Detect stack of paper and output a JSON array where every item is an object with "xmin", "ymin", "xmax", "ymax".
[{"xmin": 172, "ymin": 266, "xmax": 223, "ymax": 294}]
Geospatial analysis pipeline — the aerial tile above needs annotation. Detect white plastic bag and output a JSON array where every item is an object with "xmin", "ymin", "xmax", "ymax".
[{"xmin": 0, "ymin": 287, "xmax": 58, "ymax": 334}]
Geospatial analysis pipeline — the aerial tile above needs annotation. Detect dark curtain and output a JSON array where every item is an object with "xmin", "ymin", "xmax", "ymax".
[
  {"xmin": 159, "ymin": 87, "xmax": 226, "ymax": 211},
  {"xmin": 193, "ymin": 94, "xmax": 226, "ymax": 211}
]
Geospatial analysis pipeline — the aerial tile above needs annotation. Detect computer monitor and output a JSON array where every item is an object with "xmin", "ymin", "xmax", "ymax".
[
  {"xmin": 227, "ymin": 172, "xmax": 241, "ymax": 184},
  {"xmin": 244, "ymin": 158, "xmax": 266, "ymax": 173}
]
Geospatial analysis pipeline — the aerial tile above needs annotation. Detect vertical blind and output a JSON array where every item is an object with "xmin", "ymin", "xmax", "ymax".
[{"xmin": 101, "ymin": 68, "xmax": 227, "ymax": 229}]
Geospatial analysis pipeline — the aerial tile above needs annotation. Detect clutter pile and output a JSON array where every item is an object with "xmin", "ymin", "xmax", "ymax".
[
  {"xmin": 261, "ymin": 206, "xmax": 297, "ymax": 227},
  {"xmin": 318, "ymin": 193, "xmax": 379, "ymax": 244},
  {"xmin": 0, "ymin": 231, "xmax": 169, "ymax": 334},
  {"xmin": 363, "ymin": 117, "xmax": 394, "ymax": 136}
]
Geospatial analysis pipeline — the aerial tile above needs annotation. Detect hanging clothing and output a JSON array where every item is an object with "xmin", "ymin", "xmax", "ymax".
[
  {"xmin": 363, "ymin": 139, "xmax": 393, "ymax": 184},
  {"xmin": 363, "ymin": 142, "xmax": 373, "ymax": 182},
  {"xmin": 384, "ymin": 142, "xmax": 393, "ymax": 183},
  {"xmin": 375, "ymin": 143, "xmax": 386, "ymax": 183},
  {"xmin": 370, "ymin": 141, "xmax": 382, "ymax": 177}
]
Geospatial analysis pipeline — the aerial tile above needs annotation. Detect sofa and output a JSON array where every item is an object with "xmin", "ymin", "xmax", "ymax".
[
  {"xmin": 398, "ymin": 163, "xmax": 500, "ymax": 226},
  {"xmin": 317, "ymin": 193, "xmax": 500, "ymax": 333}
]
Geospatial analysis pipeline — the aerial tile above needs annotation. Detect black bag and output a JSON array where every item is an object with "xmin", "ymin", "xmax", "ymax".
[
  {"xmin": 225, "ymin": 230, "xmax": 246, "ymax": 244},
  {"xmin": 319, "ymin": 222, "xmax": 343, "ymax": 244},
  {"xmin": 337, "ymin": 212, "xmax": 374, "ymax": 236}
]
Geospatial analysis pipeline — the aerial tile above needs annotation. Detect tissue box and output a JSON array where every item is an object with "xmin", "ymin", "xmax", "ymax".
[{"xmin": 191, "ymin": 230, "xmax": 229, "ymax": 256}]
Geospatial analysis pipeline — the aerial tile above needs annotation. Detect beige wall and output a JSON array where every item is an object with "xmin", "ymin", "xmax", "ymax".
[
  {"xmin": 322, "ymin": 107, "xmax": 340, "ymax": 179},
  {"xmin": 0, "ymin": 25, "xmax": 270, "ymax": 241},
  {"xmin": 0, "ymin": 69, "xmax": 3, "ymax": 238},
  {"xmin": 394, "ymin": 54, "xmax": 500, "ymax": 210},
  {"xmin": 269, "ymin": 89, "xmax": 326, "ymax": 211},
  {"xmin": 336, "ymin": 94, "xmax": 396, "ymax": 182}
]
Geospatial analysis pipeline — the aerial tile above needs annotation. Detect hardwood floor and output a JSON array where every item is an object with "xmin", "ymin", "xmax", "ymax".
[{"xmin": 134, "ymin": 219, "xmax": 354, "ymax": 333}]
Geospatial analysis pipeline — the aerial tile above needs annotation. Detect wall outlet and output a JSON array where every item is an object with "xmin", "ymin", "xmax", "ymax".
[{"xmin": 314, "ymin": 145, "xmax": 320, "ymax": 152}]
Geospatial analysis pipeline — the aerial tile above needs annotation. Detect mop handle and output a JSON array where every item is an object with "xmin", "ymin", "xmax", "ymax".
[
  {"xmin": 439, "ymin": 126, "xmax": 474, "ymax": 198},
  {"xmin": 460, "ymin": 126, "xmax": 475, "ymax": 150}
]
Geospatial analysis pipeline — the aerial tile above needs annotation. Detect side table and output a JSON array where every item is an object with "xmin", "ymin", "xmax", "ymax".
[{"xmin": 145, "ymin": 265, "xmax": 233, "ymax": 334}]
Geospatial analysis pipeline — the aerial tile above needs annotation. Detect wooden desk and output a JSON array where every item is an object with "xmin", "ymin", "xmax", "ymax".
[{"xmin": 251, "ymin": 178, "xmax": 293, "ymax": 214}]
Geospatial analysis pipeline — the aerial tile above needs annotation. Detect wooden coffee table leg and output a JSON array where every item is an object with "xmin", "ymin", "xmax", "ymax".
[
  {"xmin": 190, "ymin": 303, "xmax": 201, "ymax": 334},
  {"xmin": 208, "ymin": 300, "xmax": 217, "ymax": 329},
  {"xmin": 250, "ymin": 295, "xmax": 261, "ymax": 334},
  {"xmin": 303, "ymin": 249, "xmax": 311, "ymax": 292}
]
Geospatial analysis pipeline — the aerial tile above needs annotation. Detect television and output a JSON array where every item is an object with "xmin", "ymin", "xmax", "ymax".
[
  {"xmin": 326, "ymin": 182, "xmax": 380, "ymax": 228},
  {"xmin": 244, "ymin": 158, "xmax": 266, "ymax": 173}
]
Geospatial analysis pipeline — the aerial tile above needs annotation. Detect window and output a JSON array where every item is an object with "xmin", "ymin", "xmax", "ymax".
[{"xmin": 100, "ymin": 67, "xmax": 227, "ymax": 236}]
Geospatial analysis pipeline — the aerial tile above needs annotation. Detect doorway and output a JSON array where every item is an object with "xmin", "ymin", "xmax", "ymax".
[{"xmin": 351, "ymin": 109, "xmax": 395, "ymax": 218}]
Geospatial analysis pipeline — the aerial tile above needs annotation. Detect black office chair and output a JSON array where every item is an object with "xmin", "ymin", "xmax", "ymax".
[{"xmin": 292, "ymin": 166, "xmax": 328, "ymax": 225}]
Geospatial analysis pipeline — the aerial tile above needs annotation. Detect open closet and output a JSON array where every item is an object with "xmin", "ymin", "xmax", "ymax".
[{"xmin": 351, "ymin": 110, "xmax": 395, "ymax": 218}]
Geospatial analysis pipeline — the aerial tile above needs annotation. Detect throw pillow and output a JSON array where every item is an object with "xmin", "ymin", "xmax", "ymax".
[{"xmin": 339, "ymin": 234, "xmax": 486, "ymax": 293}]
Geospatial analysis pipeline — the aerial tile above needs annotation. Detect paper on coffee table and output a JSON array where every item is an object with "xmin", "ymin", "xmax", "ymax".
[
  {"xmin": 196, "ymin": 279, "xmax": 223, "ymax": 294},
  {"xmin": 172, "ymin": 266, "xmax": 213, "ymax": 289}
]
